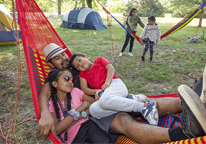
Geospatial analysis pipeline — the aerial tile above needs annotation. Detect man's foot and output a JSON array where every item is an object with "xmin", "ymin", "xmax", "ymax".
[
  {"xmin": 142, "ymin": 101, "xmax": 159, "ymax": 125},
  {"xmin": 178, "ymin": 85, "xmax": 206, "ymax": 138},
  {"xmin": 149, "ymin": 60, "xmax": 153, "ymax": 63},
  {"xmin": 141, "ymin": 56, "xmax": 145, "ymax": 61},
  {"xmin": 128, "ymin": 52, "xmax": 133, "ymax": 56},
  {"xmin": 119, "ymin": 52, "xmax": 123, "ymax": 56},
  {"xmin": 128, "ymin": 94, "xmax": 150, "ymax": 103},
  {"xmin": 191, "ymin": 75, "xmax": 202, "ymax": 97}
]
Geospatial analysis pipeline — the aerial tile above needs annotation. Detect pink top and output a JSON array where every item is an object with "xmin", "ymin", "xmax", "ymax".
[
  {"xmin": 49, "ymin": 88, "xmax": 88, "ymax": 144},
  {"xmin": 78, "ymin": 56, "xmax": 119, "ymax": 89}
]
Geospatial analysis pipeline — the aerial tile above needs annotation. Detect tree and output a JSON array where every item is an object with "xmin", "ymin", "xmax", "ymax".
[
  {"xmin": 123, "ymin": 0, "xmax": 165, "ymax": 17},
  {"xmin": 169, "ymin": 0, "xmax": 205, "ymax": 27}
]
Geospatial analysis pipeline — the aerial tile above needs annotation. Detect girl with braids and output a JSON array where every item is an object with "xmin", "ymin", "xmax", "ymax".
[
  {"xmin": 48, "ymin": 68, "xmax": 111, "ymax": 144},
  {"xmin": 119, "ymin": 8, "xmax": 145, "ymax": 57}
]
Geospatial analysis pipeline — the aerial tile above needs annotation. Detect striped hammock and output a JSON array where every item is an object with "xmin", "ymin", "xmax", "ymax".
[{"xmin": 15, "ymin": 0, "xmax": 206, "ymax": 143}]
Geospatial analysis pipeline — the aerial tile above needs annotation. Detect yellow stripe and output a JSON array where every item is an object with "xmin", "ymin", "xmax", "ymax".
[{"xmin": 164, "ymin": 10, "xmax": 200, "ymax": 38}]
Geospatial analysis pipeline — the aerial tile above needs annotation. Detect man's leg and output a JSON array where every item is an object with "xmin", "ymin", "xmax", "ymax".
[
  {"xmin": 109, "ymin": 112, "xmax": 171, "ymax": 143},
  {"xmin": 150, "ymin": 97, "xmax": 182, "ymax": 117}
]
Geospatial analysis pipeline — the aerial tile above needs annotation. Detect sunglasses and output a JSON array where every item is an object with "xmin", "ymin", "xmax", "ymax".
[{"xmin": 63, "ymin": 76, "xmax": 76, "ymax": 84}]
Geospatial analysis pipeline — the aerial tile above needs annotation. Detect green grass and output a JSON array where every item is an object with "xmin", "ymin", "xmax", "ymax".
[{"xmin": 0, "ymin": 15, "xmax": 205, "ymax": 143}]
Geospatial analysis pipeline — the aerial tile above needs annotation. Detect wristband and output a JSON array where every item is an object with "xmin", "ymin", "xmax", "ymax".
[
  {"xmin": 81, "ymin": 111, "xmax": 87, "ymax": 119},
  {"xmin": 68, "ymin": 109, "xmax": 80, "ymax": 120}
]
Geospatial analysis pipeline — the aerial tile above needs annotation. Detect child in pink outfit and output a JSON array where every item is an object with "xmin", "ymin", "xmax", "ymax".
[{"xmin": 48, "ymin": 68, "xmax": 111, "ymax": 143}]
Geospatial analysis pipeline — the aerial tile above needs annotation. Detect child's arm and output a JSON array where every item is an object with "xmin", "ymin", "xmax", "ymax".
[
  {"xmin": 52, "ymin": 101, "xmax": 90, "ymax": 135},
  {"xmin": 80, "ymin": 77, "xmax": 100, "ymax": 96},
  {"xmin": 82, "ymin": 93, "xmax": 95, "ymax": 103},
  {"xmin": 102, "ymin": 64, "xmax": 115, "ymax": 90},
  {"xmin": 156, "ymin": 25, "xmax": 161, "ymax": 44}
]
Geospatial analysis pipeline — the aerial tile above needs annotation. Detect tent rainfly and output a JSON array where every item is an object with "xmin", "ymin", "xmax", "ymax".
[{"xmin": 61, "ymin": 7, "xmax": 107, "ymax": 30}]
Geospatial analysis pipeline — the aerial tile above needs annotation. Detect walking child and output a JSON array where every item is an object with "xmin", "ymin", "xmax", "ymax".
[
  {"xmin": 140, "ymin": 15, "xmax": 161, "ymax": 62},
  {"xmin": 48, "ymin": 68, "xmax": 111, "ymax": 143},
  {"xmin": 69, "ymin": 54, "xmax": 159, "ymax": 125}
]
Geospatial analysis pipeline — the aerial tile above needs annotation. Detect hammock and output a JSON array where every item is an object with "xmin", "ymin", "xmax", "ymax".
[
  {"xmin": 15, "ymin": 0, "xmax": 206, "ymax": 143},
  {"xmin": 96, "ymin": 0, "xmax": 206, "ymax": 44}
]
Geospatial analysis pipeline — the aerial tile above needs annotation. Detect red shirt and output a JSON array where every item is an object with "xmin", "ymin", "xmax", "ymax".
[{"xmin": 78, "ymin": 56, "xmax": 119, "ymax": 89}]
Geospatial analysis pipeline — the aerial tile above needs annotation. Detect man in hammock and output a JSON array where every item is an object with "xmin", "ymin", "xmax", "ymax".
[{"xmin": 38, "ymin": 43, "xmax": 205, "ymax": 143}]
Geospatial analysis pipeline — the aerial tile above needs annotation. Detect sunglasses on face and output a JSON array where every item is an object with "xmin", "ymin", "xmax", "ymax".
[{"xmin": 63, "ymin": 76, "xmax": 76, "ymax": 84}]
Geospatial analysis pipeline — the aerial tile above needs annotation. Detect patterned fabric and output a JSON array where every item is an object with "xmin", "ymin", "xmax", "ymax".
[
  {"xmin": 126, "ymin": 16, "xmax": 145, "ymax": 31},
  {"xmin": 140, "ymin": 23, "xmax": 161, "ymax": 44}
]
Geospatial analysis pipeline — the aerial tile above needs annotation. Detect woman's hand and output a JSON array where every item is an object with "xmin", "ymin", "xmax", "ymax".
[
  {"xmin": 95, "ymin": 89, "xmax": 102, "ymax": 100},
  {"xmin": 102, "ymin": 82, "xmax": 110, "ymax": 90}
]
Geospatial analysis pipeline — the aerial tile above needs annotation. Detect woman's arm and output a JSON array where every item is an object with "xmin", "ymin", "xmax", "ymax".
[{"xmin": 138, "ymin": 17, "xmax": 145, "ymax": 29}]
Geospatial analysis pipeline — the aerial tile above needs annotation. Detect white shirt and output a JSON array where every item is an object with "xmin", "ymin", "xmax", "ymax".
[{"xmin": 140, "ymin": 23, "xmax": 161, "ymax": 44}]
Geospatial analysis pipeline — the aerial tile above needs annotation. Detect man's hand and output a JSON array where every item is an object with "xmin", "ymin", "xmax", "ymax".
[
  {"xmin": 102, "ymin": 82, "xmax": 110, "ymax": 90},
  {"xmin": 38, "ymin": 111, "xmax": 56, "ymax": 137}
]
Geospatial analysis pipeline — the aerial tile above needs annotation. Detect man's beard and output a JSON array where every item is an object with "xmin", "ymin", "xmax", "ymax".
[{"xmin": 61, "ymin": 59, "xmax": 70, "ymax": 69}]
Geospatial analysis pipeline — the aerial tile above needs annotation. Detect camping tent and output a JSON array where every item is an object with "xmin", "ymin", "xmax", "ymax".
[
  {"xmin": 0, "ymin": 4, "xmax": 21, "ymax": 46},
  {"xmin": 61, "ymin": 7, "xmax": 107, "ymax": 30}
]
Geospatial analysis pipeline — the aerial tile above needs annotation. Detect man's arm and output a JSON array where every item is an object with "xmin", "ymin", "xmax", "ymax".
[{"xmin": 38, "ymin": 82, "xmax": 57, "ymax": 137}]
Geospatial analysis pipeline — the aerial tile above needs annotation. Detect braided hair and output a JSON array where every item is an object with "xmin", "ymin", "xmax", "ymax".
[{"xmin": 49, "ymin": 69, "xmax": 72, "ymax": 122}]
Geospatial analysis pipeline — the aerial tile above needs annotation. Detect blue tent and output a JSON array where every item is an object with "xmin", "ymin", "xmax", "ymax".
[{"xmin": 61, "ymin": 7, "xmax": 107, "ymax": 30}]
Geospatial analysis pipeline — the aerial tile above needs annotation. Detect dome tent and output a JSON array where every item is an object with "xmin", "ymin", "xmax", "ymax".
[
  {"xmin": 61, "ymin": 7, "xmax": 107, "ymax": 30},
  {"xmin": 0, "ymin": 4, "xmax": 21, "ymax": 46}
]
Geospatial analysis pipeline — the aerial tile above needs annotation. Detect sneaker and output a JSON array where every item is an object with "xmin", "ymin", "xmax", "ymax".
[
  {"xmin": 142, "ymin": 101, "xmax": 159, "ymax": 125},
  {"xmin": 141, "ymin": 56, "xmax": 145, "ymax": 61},
  {"xmin": 177, "ymin": 85, "xmax": 206, "ymax": 138},
  {"xmin": 119, "ymin": 52, "xmax": 123, "ymax": 56},
  {"xmin": 128, "ymin": 94, "xmax": 150, "ymax": 103},
  {"xmin": 128, "ymin": 52, "xmax": 133, "ymax": 56},
  {"xmin": 149, "ymin": 60, "xmax": 153, "ymax": 63}
]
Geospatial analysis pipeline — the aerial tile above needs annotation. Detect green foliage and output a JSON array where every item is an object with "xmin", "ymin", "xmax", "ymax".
[
  {"xmin": 169, "ymin": 0, "xmax": 205, "ymax": 18},
  {"xmin": 123, "ymin": 0, "xmax": 165, "ymax": 18}
]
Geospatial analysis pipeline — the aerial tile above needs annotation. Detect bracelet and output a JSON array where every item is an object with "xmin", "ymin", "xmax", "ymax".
[
  {"xmin": 68, "ymin": 109, "xmax": 80, "ymax": 120},
  {"xmin": 81, "ymin": 111, "xmax": 87, "ymax": 119}
]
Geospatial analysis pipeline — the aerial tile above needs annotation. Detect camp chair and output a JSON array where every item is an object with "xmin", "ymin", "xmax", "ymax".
[{"xmin": 15, "ymin": 0, "xmax": 206, "ymax": 143}]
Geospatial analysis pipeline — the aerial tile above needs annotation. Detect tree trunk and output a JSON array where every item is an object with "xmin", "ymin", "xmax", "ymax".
[
  {"xmin": 58, "ymin": 0, "xmax": 61, "ymax": 15},
  {"xmin": 86, "ymin": 0, "xmax": 92, "ymax": 8},
  {"xmin": 82, "ymin": 0, "xmax": 86, "ymax": 7},
  {"xmin": 198, "ymin": 8, "xmax": 204, "ymax": 27}
]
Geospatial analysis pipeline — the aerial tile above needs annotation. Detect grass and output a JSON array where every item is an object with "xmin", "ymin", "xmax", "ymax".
[{"xmin": 0, "ymin": 14, "xmax": 205, "ymax": 143}]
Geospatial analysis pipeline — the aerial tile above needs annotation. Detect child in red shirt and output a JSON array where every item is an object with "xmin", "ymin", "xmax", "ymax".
[{"xmin": 69, "ymin": 54, "xmax": 159, "ymax": 125}]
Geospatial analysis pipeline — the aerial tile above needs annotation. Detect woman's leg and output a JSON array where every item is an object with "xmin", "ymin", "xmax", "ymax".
[
  {"xmin": 129, "ymin": 31, "xmax": 135, "ymax": 53},
  {"xmin": 121, "ymin": 32, "xmax": 131, "ymax": 53}
]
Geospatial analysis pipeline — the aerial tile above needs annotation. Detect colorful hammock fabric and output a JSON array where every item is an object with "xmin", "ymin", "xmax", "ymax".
[
  {"xmin": 15, "ymin": 0, "xmax": 206, "ymax": 143},
  {"xmin": 96, "ymin": 0, "xmax": 206, "ymax": 44}
]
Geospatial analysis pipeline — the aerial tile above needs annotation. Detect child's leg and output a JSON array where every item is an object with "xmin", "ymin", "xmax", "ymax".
[
  {"xmin": 98, "ymin": 79, "xmax": 144, "ymax": 117},
  {"xmin": 142, "ymin": 38, "xmax": 150, "ymax": 56},
  {"xmin": 89, "ymin": 100, "xmax": 119, "ymax": 119},
  {"xmin": 149, "ymin": 40, "xmax": 154, "ymax": 60}
]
